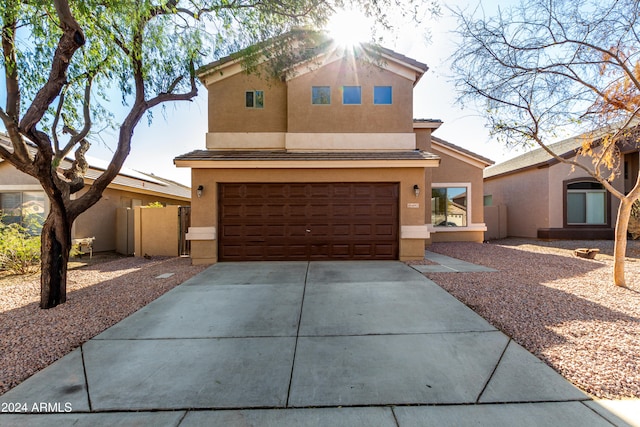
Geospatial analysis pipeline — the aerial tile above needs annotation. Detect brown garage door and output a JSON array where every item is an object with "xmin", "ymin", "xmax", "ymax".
[{"xmin": 218, "ymin": 182, "xmax": 399, "ymax": 261}]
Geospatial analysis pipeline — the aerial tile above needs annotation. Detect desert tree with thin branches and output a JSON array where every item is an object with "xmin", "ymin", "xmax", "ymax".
[{"xmin": 451, "ymin": 0, "xmax": 640, "ymax": 287}]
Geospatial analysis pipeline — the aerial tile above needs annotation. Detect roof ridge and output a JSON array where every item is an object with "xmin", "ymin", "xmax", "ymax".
[
  {"xmin": 431, "ymin": 135, "xmax": 494, "ymax": 166},
  {"xmin": 197, "ymin": 29, "xmax": 428, "ymax": 83}
]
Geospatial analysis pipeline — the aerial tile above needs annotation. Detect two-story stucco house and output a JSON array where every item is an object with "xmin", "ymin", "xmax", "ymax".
[{"xmin": 175, "ymin": 33, "xmax": 492, "ymax": 264}]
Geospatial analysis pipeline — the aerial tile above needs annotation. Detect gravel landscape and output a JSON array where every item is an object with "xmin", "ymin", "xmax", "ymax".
[
  {"xmin": 0, "ymin": 256, "xmax": 206, "ymax": 396},
  {"xmin": 1, "ymin": 239, "xmax": 639, "ymax": 400},
  {"xmin": 422, "ymin": 239, "xmax": 640, "ymax": 400}
]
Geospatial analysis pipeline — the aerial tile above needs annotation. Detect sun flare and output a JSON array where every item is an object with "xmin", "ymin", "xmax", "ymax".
[{"xmin": 326, "ymin": 10, "xmax": 372, "ymax": 47}]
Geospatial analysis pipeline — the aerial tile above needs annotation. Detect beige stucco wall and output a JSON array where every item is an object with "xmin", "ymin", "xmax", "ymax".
[
  {"xmin": 0, "ymin": 162, "xmax": 40, "ymax": 186},
  {"xmin": 414, "ymin": 128, "xmax": 432, "ymax": 151},
  {"xmin": 484, "ymin": 168, "xmax": 550, "ymax": 238},
  {"xmin": 207, "ymin": 58, "xmax": 413, "ymax": 137},
  {"xmin": 430, "ymin": 230, "xmax": 485, "ymax": 243},
  {"xmin": 73, "ymin": 187, "xmax": 187, "ymax": 253},
  {"xmin": 134, "ymin": 205, "xmax": 181, "ymax": 257},
  {"xmin": 286, "ymin": 58, "xmax": 414, "ymax": 134},
  {"xmin": 207, "ymin": 70, "xmax": 287, "ymax": 133},
  {"xmin": 189, "ymin": 166, "xmax": 428, "ymax": 264}
]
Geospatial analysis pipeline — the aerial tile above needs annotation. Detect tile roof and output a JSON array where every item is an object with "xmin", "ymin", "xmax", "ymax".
[
  {"xmin": 174, "ymin": 150, "xmax": 439, "ymax": 162},
  {"xmin": 431, "ymin": 136, "xmax": 494, "ymax": 167},
  {"xmin": 0, "ymin": 134, "xmax": 190, "ymax": 200},
  {"xmin": 483, "ymin": 136, "xmax": 586, "ymax": 179},
  {"xmin": 484, "ymin": 122, "xmax": 640, "ymax": 180}
]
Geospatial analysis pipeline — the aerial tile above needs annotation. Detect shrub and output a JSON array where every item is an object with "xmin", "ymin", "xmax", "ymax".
[
  {"xmin": 0, "ymin": 222, "xmax": 41, "ymax": 274},
  {"xmin": 630, "ymin": 200, "xmax": 640, "ymax": 240}
]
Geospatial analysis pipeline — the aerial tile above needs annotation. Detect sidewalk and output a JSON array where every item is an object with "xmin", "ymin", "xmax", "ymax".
[{"xmin": 0, "ymin": 260, "xmax": 635, "ymax": 426}]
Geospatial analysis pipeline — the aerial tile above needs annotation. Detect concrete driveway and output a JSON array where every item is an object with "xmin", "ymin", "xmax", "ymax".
[{"xmin": 0, "ymin": 261, "xmax": 633, "ymax": 426}]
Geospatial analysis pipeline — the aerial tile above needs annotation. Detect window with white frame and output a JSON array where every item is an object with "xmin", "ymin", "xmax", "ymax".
[
  {"xmin": 431, "ymin": 186, "xmax": 468, "ymax": 227},
  {"xmin": 566, "ymin": 181, "xmax": 606, "ymax": 224}
]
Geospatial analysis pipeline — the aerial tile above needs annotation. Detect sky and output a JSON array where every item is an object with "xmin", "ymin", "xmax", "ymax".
[{"xmin": 3, "ymin": 0, "xmax": 525, "ymax": 187}]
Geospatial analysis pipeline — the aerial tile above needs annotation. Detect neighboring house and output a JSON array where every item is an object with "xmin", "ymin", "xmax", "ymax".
[
  {"xmin": 484, "ymin": 132, "xmax": 639, "ymax": 239},
  {"xmin": 0, "ymin": 134, "xmax": 190, "ymax": 252},
  {"xmin": 175, "ymin": 32, "xmax": 492, "ymax": 264}
]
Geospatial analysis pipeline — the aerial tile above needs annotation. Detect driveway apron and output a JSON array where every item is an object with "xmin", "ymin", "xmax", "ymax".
[{"xmin": 0, "ymin": 261, "xmax": 633, "ymax": 426}]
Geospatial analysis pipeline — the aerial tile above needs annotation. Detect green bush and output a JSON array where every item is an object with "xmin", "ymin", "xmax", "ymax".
[{"xmin": 0, "ymin": 222, "xmax": 41, "ymax": 274}]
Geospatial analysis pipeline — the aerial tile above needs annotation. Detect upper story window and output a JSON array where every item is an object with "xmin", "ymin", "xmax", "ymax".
[
  {"xmin": 245, "ymin": 90, "xmax": 264, "ymax": 108},
  {"xmin": 566, "ymin": 181, "xmax": 606, "ymax": 225},
  {"xmin": 312, "ymin": 86, "xmax": 331, "ymax": 105},
  {"xmin": 373, "ymin": 86, "xmax": 392, "ymax": 104},
  {"xmin": 342, "ymin": 86, "xmax": 361, "ymax": 105}
]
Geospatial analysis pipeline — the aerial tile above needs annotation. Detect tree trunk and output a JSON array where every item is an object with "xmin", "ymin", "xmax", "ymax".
[
  {"xmin": 40, "ymin": 203, "xmax": 72, "ymax": 309},
  {"xmin": 613, "ymin": 198, "xmax": 632, "ymax": 287}
]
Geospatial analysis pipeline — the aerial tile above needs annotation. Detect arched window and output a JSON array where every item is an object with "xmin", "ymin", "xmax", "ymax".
[{"xmin": 566, "ymin": 181, "xmax": 606, "ymax": 225}]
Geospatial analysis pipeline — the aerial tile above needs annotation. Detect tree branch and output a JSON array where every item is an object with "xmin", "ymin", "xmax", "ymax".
[
  {"xmin": 19, "ymin": 0, "xmax": 85, "ymax": 143},
  {"xmin": 56, "ymin": 75, "xmax": 93, "ymax": 162},
  {"xmin": 0, "ymin": 106, "xmax": 29, "ymax": 158},
  {"xmin": 147, "ymin": 60, "xmax": 198, "ymax": 110},
  {"xmin": 2, "ymin": 0, "xmax": 20, "ymax": 122},
  {"xmin": 51, "ymin": 88, "xmax": 66, "ymax": 153},
  {"xmin": 61, "ymin": 136, "xmax": 89, "ymax": 194}
]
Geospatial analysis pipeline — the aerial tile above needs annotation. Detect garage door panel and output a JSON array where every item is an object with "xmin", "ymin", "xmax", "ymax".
[
  {"xmin": 220, "ymin": 184, "xmax": 243, "ymax": 198},
  {"xmin": 373, "ymin": 204, "xmax": 395, "ymax": 216},
  {"xmin": 331, "ymin": 225, "xmax": 350, "ymax": 236},
  {"xmin": 288, "ymin": 204, "xmax": 308, "ymax": 217},
  {"xmin": 374, "ymin": 244, "xmax": 395, "ymax": 256},
  {"xmin": 220, "ymin": 204, "xmax": 243, "ymax": 218},
  {"xmin": 289, "ymin": 226, "xmax": 308, "ymax": 237},
  {"xmin": 354, "ymin": 244, "xmax": 373, "ymax": 255},
  {"xmin": 332, "ymin": 186, "xmax": 351, "ymax": 198},
  {"xmin": 353, "ymin": 204, "xmax": 377, "ymax": 216},
  {"xmin": 219, "ymin": 183, "xmax": 398, "ymax": 261},
  {"xmin": 264, "ymin": 204, "xmax": 286, "ymax": 217},
  {"xmin": 220, "ymin": 224, "xmax": 243, "ymax": 237},
  {"xmin": 375, "ymin": 224, "xmax": 395, "ymax": 236}
]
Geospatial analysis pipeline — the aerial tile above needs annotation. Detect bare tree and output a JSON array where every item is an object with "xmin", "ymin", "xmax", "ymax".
[{"xmin": 450, "ymin": 0, "xmax": 640, "ymax": 286}]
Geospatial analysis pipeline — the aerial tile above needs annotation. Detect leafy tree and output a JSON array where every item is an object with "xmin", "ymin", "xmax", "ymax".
[
  {"xmin": 451, "ymin": 0, "xmax": 640, "ymax": 287},
  {"xmin": 1, "ymin": 0, "xmax": 436, "ymax": 308}
]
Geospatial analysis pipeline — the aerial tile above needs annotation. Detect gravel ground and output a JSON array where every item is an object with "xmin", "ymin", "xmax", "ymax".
[
  {"xmin": 0, "ymin": 256, "xmax": 206, "ymax": 396},
  {"xmin": 423, "ymin": 238, "xmax": 640, "ymax": 400}
]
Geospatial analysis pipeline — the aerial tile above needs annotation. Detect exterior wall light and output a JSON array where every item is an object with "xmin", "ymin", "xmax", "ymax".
[
  {"xmin": 196, "ymin": 185, "xmax": 204, "ymax": 198},
  {"xmin": 413, "ymin": 184, "xmax": 420, "ymax": 197}
]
